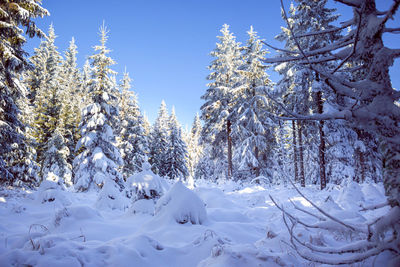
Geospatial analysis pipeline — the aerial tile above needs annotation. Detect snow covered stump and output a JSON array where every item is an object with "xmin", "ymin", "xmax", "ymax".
[{"xmin": 155, "ymin": 181, "xmax": 207, "ymax": 225}]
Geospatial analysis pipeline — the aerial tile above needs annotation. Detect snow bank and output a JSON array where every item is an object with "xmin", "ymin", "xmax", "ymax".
[
  {"xmin": 198, "ymin": 243, "xmax": 285, "ymax": 267},
  {"xmin": 154, "ymin": 181, "xmax": 207, "ymax": 224},
  {"xmin": 337, "ymin": 181, "xmax": 364, "ymax": 209},
  {"xmin": 129, "ymin": 199, "xmax": 155, "ymax": 215}
]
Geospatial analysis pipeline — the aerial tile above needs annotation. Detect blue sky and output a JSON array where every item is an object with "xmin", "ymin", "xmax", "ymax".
[{"xmin": 24, "ymin": 0, "xmax": 399, "ymax": 128}]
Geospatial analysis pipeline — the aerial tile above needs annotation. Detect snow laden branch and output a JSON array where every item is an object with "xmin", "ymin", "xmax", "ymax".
[
  {"xmin": 263, "ymin": 0, "xmax": 400, "ymax": 210},
  {"xmin": 269, "ymin": 190, "xmax": 400, "ymax": 265}
]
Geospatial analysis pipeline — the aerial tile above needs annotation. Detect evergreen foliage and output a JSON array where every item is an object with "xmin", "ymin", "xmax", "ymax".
[
  {"xmin": 117, "ymin": 71, "xmax": 147, "ymax": 179},
  {"xmin": 165, "ymin": 107, "xmax": 189, "ymax": 180},
  {"xmin": 149, "ymin": 100, "xmax": 169, "ymax": 176},
  {"xmin": 73, "ymin": 25, "xmax": 124, "ymax": 196},
  {"xmin": 200, "ymin": 24, "xmax": 242, "ymax": 178},
  {"xmin": 0, "ymin": 0, "xmax": 48, "ymax": 186}
]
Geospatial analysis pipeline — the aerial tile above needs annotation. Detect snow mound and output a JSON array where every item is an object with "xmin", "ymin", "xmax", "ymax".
[
  {"xmin": 154, "ymin": 181, "xmax": 207, "ymax": 224},
  {"xmin": 96, "ymin": 179, "xmax": 129, "ymax": 210},
  {"xmin": 198, "ymin": 243, "xmax": 286, "ymax": 267},
  {"xmin": 127, "ymin": 163, "xmax": 169, "ymax": 201},
  {"xmin": 36, "ymin": 180, "xmax": 71, "ymax": 206},
  {"xmin": 130, "ymin": 199, "xmax": 155, "ymax": 215},
  {"xmin": 337, "ymin": 181, "xmax": 365, "ymax": 210},
  {"xmin": 361, "ymin": 183, "xmax": 385, "ymax": 202},
  {"xmin": 195, "ymin": 187, "xmax": 236, "ymax": 209}
]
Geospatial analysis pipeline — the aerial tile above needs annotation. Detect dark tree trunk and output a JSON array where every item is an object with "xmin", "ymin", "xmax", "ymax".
[
  {"xmin": 227, "ymin": 119, "xmax": 233, "ymax": 178},
  {"xmin": 359, "ymin": 150, "xmax": 366, "ymax": 183},
  {"xmin": 354, "ymin": 129, "xmax": 367, "ymax": 184},
  {"xmin": 315, "ymin": 90, "xmax": 327, "ymax": 190},
  {"xmin": 254, "ymin": 145, "xmax": 260, "ymax": 177},
  {"xmin": 297, "ymin": 121, "xmax": 305, "ymax": 187},
  {"xmin": 292, "ymin": 120, "xmax": 299, "ymax": 183}
]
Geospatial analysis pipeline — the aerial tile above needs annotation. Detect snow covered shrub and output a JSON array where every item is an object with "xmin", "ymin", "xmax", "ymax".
[
  {"xmin": 127, "ymin": 161, "xmax": 169, "ymax": 201},
  {"xmin": 154, "ymin": 181, "xmax": 207, "ymax": 224},
  {"xmin": 96, "ymin": 178, "xmax": 129, "ymax": 210},
  {"xmin": 36, "ymin": 176, "xmax": 71, "ymax": 206}
]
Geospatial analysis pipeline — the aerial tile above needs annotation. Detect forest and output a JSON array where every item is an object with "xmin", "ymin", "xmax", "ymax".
[{"xmin": 0, "ymin": 0, "xmax": 399, "ymax": 266}]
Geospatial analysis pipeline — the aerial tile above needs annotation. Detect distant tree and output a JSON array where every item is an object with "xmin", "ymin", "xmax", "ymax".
[
  {"xmin": 187, "ymin": 114, "xmax": 203, "ymax": 178},
  {"xmin": 59, "ymin": 37, "xmax": 82, "ymax": 166},
  {"xmin": 117, "ymin": 70, "xmax": 147, "ymax": 179},
  {"xmin": 165, "ymin": 107, "xmax": 189, "ymax": 179},
  {"xmin": 148, "ymin": 100, "xmax": 169, "ymax": 176}
]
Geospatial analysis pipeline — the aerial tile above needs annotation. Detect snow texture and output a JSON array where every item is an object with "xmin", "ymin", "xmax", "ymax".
[
  {"xmin": 154, "ymin": 181, "xmax": 207, "ymax": 225},
  {"xmin": 0, "ymin": 181, "xmax": 396, "ymax": 266}
]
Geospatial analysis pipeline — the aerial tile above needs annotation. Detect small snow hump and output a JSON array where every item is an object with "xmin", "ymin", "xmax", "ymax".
[
  {"xmin": 126, "ymin": 162, "xmax": 169, "ymax": 201},
  {"xmin": 154, "ymin": 181, "xmax": 207, "ymax": 225}
]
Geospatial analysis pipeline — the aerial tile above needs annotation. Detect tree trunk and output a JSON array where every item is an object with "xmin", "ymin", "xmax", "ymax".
[
  {"xmin": 227, "ymin": 119, "xmax": 233, "ymax": 178},
  {"xmin": 297, "ymin": 121, "xmax": 305, "ymax": 187},
  {"xmin": 292, "ymin": 120, "xmax": 299, "ymax": 183},
  {"xmin": 315, "ymin": 91, "xmax": 326, "ymax": 190},
  {"xmin": 381, "ymin": 141, "xmax": 400, "ymax": 207},
  {"xmin": 254, "ymin": 145, "xmax": 260, "ymax": 177},
  {"xmin": 359, "ymin": 150, "xmax": 365, "ymax": 183}
]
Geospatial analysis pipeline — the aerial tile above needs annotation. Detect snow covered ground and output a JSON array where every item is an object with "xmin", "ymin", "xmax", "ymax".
[{"xmin": 0, "ymin": 179, "xmax": 392, "ymax": 266}]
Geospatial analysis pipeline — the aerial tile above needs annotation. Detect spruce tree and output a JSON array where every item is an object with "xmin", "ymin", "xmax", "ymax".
[
  {"xmin": 59, "ymin": 37, "xmax": 82, "ymax": 166},
  {"xmin": 117, "ymin": 70, "xmax": 147, "ymax": 179},
  {"xmin": 41, "ymin": 128, "xmax": 72, "ymax": 186},
  {"xmin": 233, "ymin": 26, "xmax": 275, "ymax": 178},
  {"xmin": 31, "ymin": 25, "xmax": 63, "ymax": 167},
  {"xmin": 148, "ymin": 100, "xmax": 169, "ymax": 176},
  {"xmin": 165, "ymin": 107, "xmax": 189, "ymax": 180},
  {"xmin": 0, "ymin": 0, "xmax": 48, "ymax": 186},
  {"xmin": 200, "ymin": 24, "xmax": 242, "ymax": 179},
  {"xmin": 73, "ymin": 24, "xmax": 124, "ymax": 205},
  {"xmin": 274, "ymin": 0, "xmax": 342, "ymax": 188},
  {"xmin": 187, "ymin": 114, "xmax": 203, "ymax": 178}
]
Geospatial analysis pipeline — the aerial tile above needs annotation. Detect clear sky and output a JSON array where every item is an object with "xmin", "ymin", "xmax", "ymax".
[{"xmin": 24, "ymin": 0, "xmax": 399, "ymax": 128}]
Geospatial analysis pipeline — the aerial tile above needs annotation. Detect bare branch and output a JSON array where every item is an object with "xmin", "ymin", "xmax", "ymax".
[
  {"xmin": 334, "ymin": 0, "xmax": 361, "ymax": 8},
  {"xmin": 384, "ymin": 27, "xmax": 400, "ymax": 33},
  {"xmin": 294, "ymin": 21, "xmax": 353, "ymax": 38},
  {"xmin": 332, "ymin": 11, "xmax": 362, "ymax": 74},
  {"xmin": 381, "ymin": 0, "xmax": 400, "ymax": 26},
  {"xmin": 261, "ymin": 41, "xmax": 298, "ymax": 55}
]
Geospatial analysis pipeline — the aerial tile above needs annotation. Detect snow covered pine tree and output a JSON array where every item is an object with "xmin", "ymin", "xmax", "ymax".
[
  {"xmin": 265, "ymin": 0, "xmax": 400, "ymax": 264},
  {"xmin": 73, "ymin": 24, "xmax": 126, "ymax": 209},
  {"xmin": 0, "ymin": 0, "xmax": 48, "ymax": 186}
]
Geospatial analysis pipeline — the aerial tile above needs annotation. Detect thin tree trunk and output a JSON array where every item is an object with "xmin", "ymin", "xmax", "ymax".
[
  {"xmin": 315, "ymin": 90, "xmax": 327, "ymax": 190},
  {"xmin": 359, "ymin": 150, "xmax": 365, "ymax": 183},
  {"xmin": 252, "ymin": 85, "xmax": 260, "ymax": 178},
  {"xmin": 292, "ymin": 120, "xmax": 299, "ymax": 183},
  {"xmin": 254, "ymin": 145, "xmax": 260, "ymax": 177},
  {"xmin": 227, "ymin": 119, "xmax": 233, "ymax": 178},
  {"xmin": 297, "ymin": 121, "xmax": 305, "ymax": 187}
]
